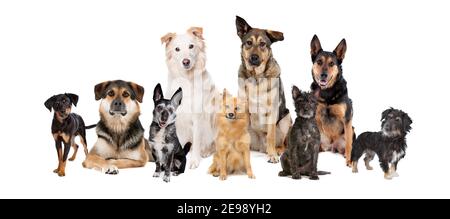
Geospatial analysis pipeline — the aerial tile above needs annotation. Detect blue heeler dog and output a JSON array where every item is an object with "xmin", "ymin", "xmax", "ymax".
[{"xmin": 149, "ymin": 84, "xmax": 191, "ymax": 182}]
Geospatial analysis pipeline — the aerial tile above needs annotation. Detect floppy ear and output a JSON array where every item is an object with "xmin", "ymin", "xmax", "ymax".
[
  {"xmin": 94, "ymin": 81, "xmax": 110, "ymax": 101},
  {"xmin": 65, "ymin": 93, "xmax": 79, "ymax": 107},
  {"xmin": 236, "ymin": 16, "xmax": 252, "ymax": 39},
  {"xmin": 44, "ymin": 95, "xmax": 56, "ymax": 112},
  {"xmin": 381, "ymin": 107, "xmax": 394, "ymax": 121},
  {"xmin": 128, "ymin": 82, "xmax": 145, "ymax": 103},
  {"xmin": 170, "ymin": 87, "xmax": 183, "ymax": 109},
  {"xmin": 153, "ymin": 83, "xmax": 164, "ymax": 103},
  {"xmin": 333, "ymin": 38, "xmax": 347, "ymax": 64},
  {"xmin": 310, "ymin": 35, "xmax": 323, "ymax": 62},
  {"xmin": 161, "ymin": 32, "xmax": 176, "ymax": 45},
  {"xmin": 187, "ymin": 27, "xmax": 204, "ymax": 40},
  {"xmin": 402, "ymin": 112, "xmax": 413, "ymax": 133},
  {"xmin": 266, "ymin": 30, "xmax": 284, "ymax": 43},
  {"xmin": 292, "ymin": 86, "xmax": 301, "ymax": 100}
]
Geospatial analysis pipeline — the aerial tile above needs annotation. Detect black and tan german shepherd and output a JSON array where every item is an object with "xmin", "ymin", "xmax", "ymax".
[
  {"xmin": 236, "ymin": 16, "xmax": 292, "ymax": 163},
  {"xmin": 310, "ymin": 35, "xmax": 354, "ymax": 166}
]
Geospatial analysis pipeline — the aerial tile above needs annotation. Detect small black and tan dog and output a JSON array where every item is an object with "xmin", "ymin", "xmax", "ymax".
[
  {"xmin": 150, "ymin": 84, "xmax": 191, "ymax": 183},
  {"xmin": 310, "ymin": 35, "xmax": 354, "ymax": 166},
  {"xmin": 45, "ymin": 93, "xmax": 95, "ymax": 177},
  {"xmin": 279, "ymin": 86, "xmax": 330, "ymax": 180},
  {"xmin": 351, "ymin": 108, "xmax": 412, "ymax": 180}
]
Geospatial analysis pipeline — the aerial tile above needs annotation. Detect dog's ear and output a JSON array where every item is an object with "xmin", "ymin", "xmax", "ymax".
[
  {"xmin": 94, "ymin": 81, "xmax": 110, "ymax": 101},
  {"xmin": 402, "ymin": 111, "xmax": 413, "ymax": 133},
  {"xmin": 292, "ymin": 86, "xmax": 301, "ymax": 100},
  {"xmin": 187, "ymin": 27, "xmax": 204, "ymax": 40},
  {"xmin": 153, "ymin": 83, "xmax": 164, "ymax": 103},
  {"xmin": 161, "ymin": 32, "xmax": 176, "ymax": 45},
  {"xmin": 236, "ymin": 16, "xmax": 252, "ymax": 39},
  {"xmin": 311, "ymin": 35, "xmax": 323, "ymax": 62},
  {"xmin": 381, "ymin": 107, "xmax": 394, "ymax": 121},
  {"xmin": 333, "ymin": 38, "xmax": 347, "ymax": 64},
  {"xmin": 44, "ymin": 95, "xmax": 56, "ymax": 112},
  {"xmin": 128, "ymin": 82, "xmax": 145, "ymax": 103},
  {"xmin": 65, "ymin": 93, "xmax": 79, "ymax": 107},
  {"xmin": 266, "ymin": 30, "xmax": 284, "ymax": 43},
  {"xmin": 170, "ymin": 87, "xmax": 183, "ymax": 109}
]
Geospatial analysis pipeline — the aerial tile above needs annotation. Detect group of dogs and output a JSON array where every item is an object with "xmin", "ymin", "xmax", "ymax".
[{"xmin": 44, "ymin": 16, "xmax": 412, "ymax": 181}]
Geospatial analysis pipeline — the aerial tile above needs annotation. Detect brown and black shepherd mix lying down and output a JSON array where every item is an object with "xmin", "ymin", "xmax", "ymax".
[
  {"xmin": 309, "ymin": 35, "xmax": 355, "ymax": 166},
  {"xmin": 236, "ymin": 16, "xmax": 292, "ymax": 163},
  {"xmin": 83, "ymin": 80, "xmax": 153, "ymax": 174}
]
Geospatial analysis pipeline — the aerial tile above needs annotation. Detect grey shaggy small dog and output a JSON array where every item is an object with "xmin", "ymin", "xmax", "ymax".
[{"xmin": 279, "ymin": 86, "xmax": 330, "ymax": 180}]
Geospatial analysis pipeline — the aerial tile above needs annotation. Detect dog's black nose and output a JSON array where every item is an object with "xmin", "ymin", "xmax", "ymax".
[
  {"xmin": 228, "ymin": 113, "xmax": 235, "ymax": 118},
  {"xmin": 320, "ymin": 72, "xmax": 328, "ymax": 79},
  {"xmin": 113, "ymin": 101, "xmax": 122, "ymax": 106},
  {"xmin": 182, "ymin": 59, "xmax": 190, "ymax": 67},
  {"xmin": 250, "ymin": 54, "xmax": 260, "ymax": 63},
  {"xmin": 161, "ymin": 111, "xmax": 169, "ymax": 121}
]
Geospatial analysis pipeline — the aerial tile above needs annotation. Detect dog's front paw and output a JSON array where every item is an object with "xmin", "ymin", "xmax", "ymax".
[
  {"xmin": 189, "ymin": 158, "xmax": 200, "ymax": 169},
  {"xmin": 391, "ymin": 171, "xmax": 399, "ymax": 177},
  {"xmin": 278, "ymin": 171, "xmax": 289, "ymax": 177},
  {"xmin": 267, "ymin": 155, "xmax": 279, "ymax": 164},
  {"xmin": 53, "ymin": 168, "xmax": 59, "ymax": 173},
  {"xmin": 219, "ymin": 175, "xmax": 227, "ymax": 181},
  {"xmin": 103, "ymin": 166, "xmax": 119, "ymax": 175},
  {"xmin": 163, "ymin": 175, "xmax": 170, "ymax": 183},
  {"xmin": 384, "ymin": 173, "xmax": 393, "ymax": 180},
  {"xmin": 153, "ymin": 171, "xmax": 161, "ymax": 178},
  {"xmin": 247, "ymin": 172, "xmax": 256, "ymax": 179},
  {"xmin": 292, "ymin": 172, "xmax": 301, "ymax": 180}
]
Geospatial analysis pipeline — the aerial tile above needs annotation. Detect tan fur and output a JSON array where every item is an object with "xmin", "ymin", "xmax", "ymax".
[
  {"xmin": 312, "ymin": 56, "xmax": 340, "ymax": 89},
  {"xmin": 208, "ymin": 92, "xmax": 255, "ymax": 180},
  {"xmin": 316, "ymin": 102, "xmax": 353, "ymax": 165}
]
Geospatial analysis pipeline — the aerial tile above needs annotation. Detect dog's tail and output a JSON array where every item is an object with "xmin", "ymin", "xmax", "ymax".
[
  {"xmin": 183, "ymin": 142, "xmax": 192, "ymax": 155},
  {"xmin": 317, "ymin": 171, "xmax": 331, "ymax": 175},
  {"xmin": 85, "ymin": 124, "xmax": 97, "ymax": 129}
]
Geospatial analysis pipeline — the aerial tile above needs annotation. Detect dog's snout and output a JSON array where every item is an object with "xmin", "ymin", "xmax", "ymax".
[
  {"xmin": 113, "ymin": 101, "xmax": 123, "ymax": 106},
  {"xmin": 320, "ymin": 72, "xmax": 328, "ymax": 79},
  {"xmin": 161, "ymin": 111, "xmax": 169, "ymax": 122},
  {"xmin": 227, "ymin": 113, "xmax": 235, "ymax": 118},
  {"xmin": 182, "ymin": 59, "xmax": 191, "ymax": 67}
]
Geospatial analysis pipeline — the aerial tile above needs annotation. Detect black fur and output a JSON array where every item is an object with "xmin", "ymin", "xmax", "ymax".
[
  {"xmin": 149, "ymin": 84, "xmax": 189, "ymax": 182},
  {"xmin": 351, "ymin": 108, "xmax": 412, "ymax": 179},
  {"xmin": 279, "ymin": 86, "xmax": 330, "ymax": 180}
]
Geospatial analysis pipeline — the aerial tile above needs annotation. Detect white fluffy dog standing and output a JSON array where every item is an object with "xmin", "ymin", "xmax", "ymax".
[{"xmin": 161, "ymin": 27, "xmax": 217, "ymax": 169}]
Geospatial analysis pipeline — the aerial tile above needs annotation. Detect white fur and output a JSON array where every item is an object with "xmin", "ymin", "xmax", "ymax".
[
  {"xmin": 100, "ymin": 98, "xmax": 139, "ymax": 134},
  {"xmin": 163, "ymin": 28, "xmax": 217, "ymax": 169},
  {"xmin": 391, "ymin": 150, "xmax": 405, "ymax": 163}
]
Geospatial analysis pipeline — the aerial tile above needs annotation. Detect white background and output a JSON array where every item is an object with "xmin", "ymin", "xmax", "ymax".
[{"xmin": 0, "ymin": 0, "xmax": 449, "ymax": 198}]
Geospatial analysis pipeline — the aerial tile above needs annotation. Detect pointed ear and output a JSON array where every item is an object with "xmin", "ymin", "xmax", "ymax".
[
  {"xmin": 44, "ymin": 95, "xmax": 56, "ymax": 112},
  {"xmin": 333, "ymin": 38, "xmax": 347, "ymax": 64},
  {"xmin": 381, "ymin": 107, "xmax": 394, "ymax": 121},
  {"xmin": 292, "ymin": 86, "xmax": 301, "ymax": 100},
  {"xmin": 128, "ymin": 82, "xmax": 145, "ymax": 103},
  {"xmin": 310, "ymin": 35, "xmax": 323, "ymax": 62},
  {"xmin": 236, "ymin": 16, "xmax": 252, "ymax": 39},
  {"xmin": 94, "ymin": 81, "xmax": 110, "ymax": 101},
  {"xmin": 170, "ymin": 87, "xmax": 183, "ymax": 109},
  {"xmin": 187, "ymin": 27, "xmax": 204, "ymax": 40},
  {"xmin": 65, "ymin": 93, "xmax": 79, "ymax": 107},
  {"xmin": 161, "ymin": 32, "xmax": 176, "ymax": 45},
  {"xmin": 266, "ymin": 30, "xmax": 284, "ymax": 43},
  {"xmin": 153, "ymin": 83, "xmax": 164, "ymax": 103}
]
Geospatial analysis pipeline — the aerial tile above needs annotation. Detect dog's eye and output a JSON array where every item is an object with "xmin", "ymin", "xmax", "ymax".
[
  {"xmin": 329, "ymin": 62, "xmax": 334, "ymax": 67},
  {"xmin": 122, "ymin": 92, "xmax": 130, "ymax": 98},
  {"xmin": 235, "ymin": 106, "xmax": 240, "ymax": 111},
  {"xmin": 107, "ymin": 90, "xmax": 115, "ymax": 97},
  {"xmin": 396, "ymin": 117, "xmax": 401, "ymax": 121},
  {"xmin": 317, "ymin": 60, "xmax": 323, "ymax": 66},
  {"xmin": 175, "ymin": 47, "xmax": 180, "ymax": 52},
  {"xmin": 156, "ymin": 106, "xmax": 163, "ymax": 112},
  {"xmin": 246, "ymin": 41, "xmax": 253, "ymax": 46},
  {"xmin": 168, "ymin": 108, "xmax": 173, "ymax": 114},
  {"xmin": 62, "ymin": 99, "xmax": 66, "ymax": 103},
  {"xmin": 189, "ymin": 44, "xmax": 194, "ymax": 49},
  {"xmin": 259, "ymin": 42, "xmax": 266, "ymax": 47}
]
